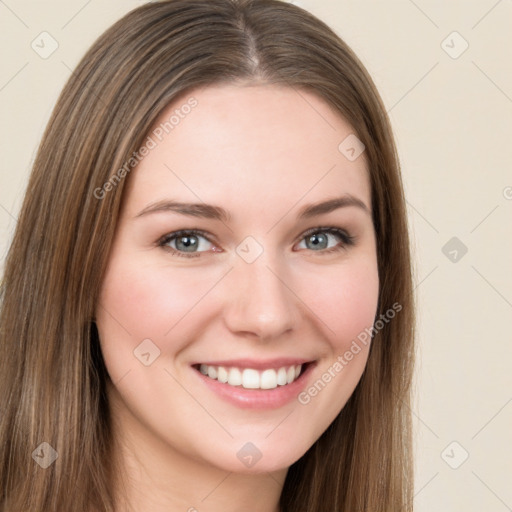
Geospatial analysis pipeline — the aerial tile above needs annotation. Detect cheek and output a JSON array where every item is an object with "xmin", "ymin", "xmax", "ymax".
[
  {"xmin": 97, "ymin": 257, "xmax": 211, "ymax": 338},
  {"xmin": 95, "ymin": 254, "xmax": 214, "ymax": 381},
  {"xmin": 292, "ymin": 259, "xmax": 379, "ymax": 430},
  {"xmin": 300, "ymin": 258, "xmax": 380, "ymax": 349},
  {"xmin": 95, "ymin": 249, "xmax": 237, "ymax": 389}
]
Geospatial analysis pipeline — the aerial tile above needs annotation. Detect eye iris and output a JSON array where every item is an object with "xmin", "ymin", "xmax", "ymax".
[
  {"xmin": 176, "ymin": 235, "xmax": 198, "ymax": 252},
  {"xmin": 306, "ymin": 233, "xmax": 328, "ymax": 250}
]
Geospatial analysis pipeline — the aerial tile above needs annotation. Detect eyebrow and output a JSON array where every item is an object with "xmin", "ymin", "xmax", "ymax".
[{"xmin": 135, "ymin": 194, "xmax": 370, "ymax": 222}]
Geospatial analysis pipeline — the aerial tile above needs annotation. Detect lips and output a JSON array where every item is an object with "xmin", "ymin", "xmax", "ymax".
[
  {"xmin": 191, "ymin": 359, "xmax": 316, "ymax": 409},
  {"xmin": 196, "ymin": 363, "xmax": 303, "ymax": 389}
]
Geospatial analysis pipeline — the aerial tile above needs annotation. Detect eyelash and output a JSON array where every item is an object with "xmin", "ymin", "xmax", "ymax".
[{"xmin": 157, "ymin": 226, "xmax": 356, "ymax": 259}]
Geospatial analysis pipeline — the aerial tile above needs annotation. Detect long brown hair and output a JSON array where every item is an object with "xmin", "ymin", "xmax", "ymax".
[{"xmin": 0, "ymin": 1, "xmax": 415, "ymax": 510}]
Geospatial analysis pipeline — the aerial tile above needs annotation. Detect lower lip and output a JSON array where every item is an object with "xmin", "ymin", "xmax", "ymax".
[{"xmin": 193, "ymin": 363, "xmax": 316, "ymax": 409}]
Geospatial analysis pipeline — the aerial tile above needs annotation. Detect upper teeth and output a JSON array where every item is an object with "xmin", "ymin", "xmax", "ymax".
[{"xmin": 198, "ymin": 364, "xmax": 302, "ymax": 389}]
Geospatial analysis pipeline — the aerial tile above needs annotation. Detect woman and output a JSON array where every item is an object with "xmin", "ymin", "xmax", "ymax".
[{"xmin": 0, "ymin": 1, "xmax": 415, "ymax": 510}]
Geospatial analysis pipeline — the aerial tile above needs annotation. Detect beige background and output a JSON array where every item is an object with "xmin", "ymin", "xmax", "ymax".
[{"xmin": 1, "ymin": 1, "xmax": 511, "ymax": 510}]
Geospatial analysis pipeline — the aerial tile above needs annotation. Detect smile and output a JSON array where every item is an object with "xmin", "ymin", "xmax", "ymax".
[
  {"xmin": 196, "ymin": 363, "xmax": 303, "ymax": 389},
  {"xmin": 191, "ymin": 358, "xmax": 316, "ymax": 409}
]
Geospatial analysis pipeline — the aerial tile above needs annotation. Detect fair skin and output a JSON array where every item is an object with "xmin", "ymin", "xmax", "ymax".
[{"xmin": 95, "ymin": 84, "xmax": 379, "ymax": 512}]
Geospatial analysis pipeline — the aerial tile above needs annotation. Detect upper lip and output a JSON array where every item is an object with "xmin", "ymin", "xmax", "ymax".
[{"xmin": 191, "ymin": 358, "xmax": 314, "ymax": 370}]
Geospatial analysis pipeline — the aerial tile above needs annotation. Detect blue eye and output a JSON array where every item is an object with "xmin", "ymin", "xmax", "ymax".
[
  {"xmin": 296, "ymin": 227, "xmax": 355, "ymax": 254},
  {"xmin": 158, "ymin": 227, "xmax": 355, "ymax": 259},
  {"xmin": 158, "ymin": 230, "xmax": 214, "ymax": 257}
]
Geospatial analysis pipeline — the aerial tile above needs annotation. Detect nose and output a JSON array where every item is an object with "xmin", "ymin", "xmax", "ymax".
[{"xmin": 221, "ymin": 253, "xmax": 300, "ymax": 341}]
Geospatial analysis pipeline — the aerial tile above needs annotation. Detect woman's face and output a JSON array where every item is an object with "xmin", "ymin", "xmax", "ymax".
[{"xmin": 96, "ymin": 84, "xmax": 379, "ymax": 474}]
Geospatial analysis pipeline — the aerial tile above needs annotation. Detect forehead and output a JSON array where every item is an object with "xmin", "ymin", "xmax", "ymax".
[{"xmin": 122, "ymin": 84, "xmax": 370, "ymax": 220}]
